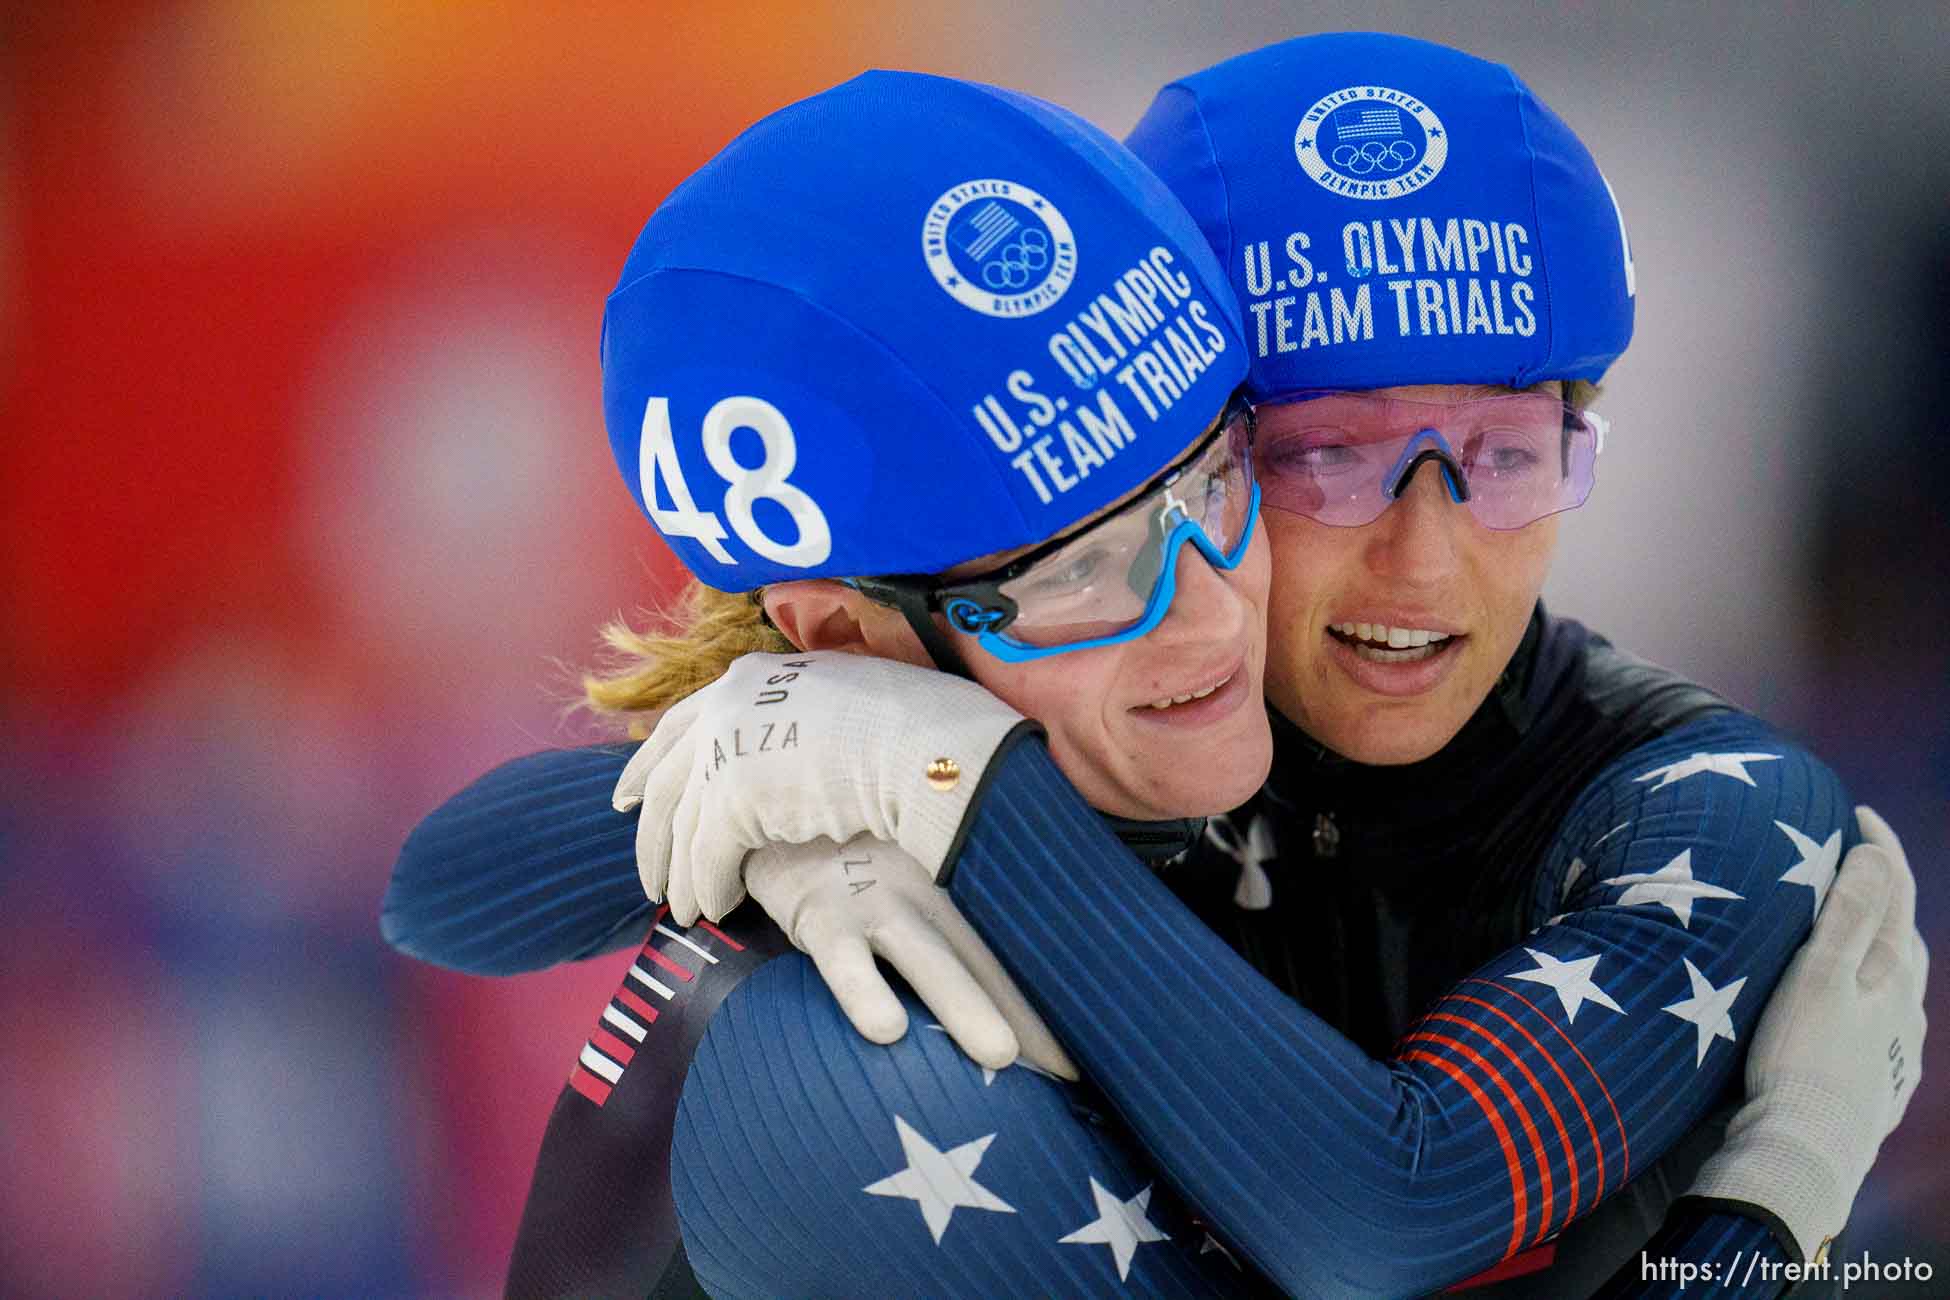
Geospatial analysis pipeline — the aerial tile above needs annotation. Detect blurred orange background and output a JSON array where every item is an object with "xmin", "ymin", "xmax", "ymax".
[{"xmin": 4, "ymin": 4, "xmax": 1944, "ymax": 1295}]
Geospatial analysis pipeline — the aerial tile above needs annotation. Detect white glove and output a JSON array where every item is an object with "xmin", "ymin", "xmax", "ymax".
[
  {"xmin": 612, "ymin": 651, "xmax": 1028, "ymax": 925},
  {"xmin": 1686, "ymin": 805, "xmax": 1928, "ymax": 1263},
  {"xmin": 748, "ymin": 833, "xmax": 1078, "ymax": 1081}
]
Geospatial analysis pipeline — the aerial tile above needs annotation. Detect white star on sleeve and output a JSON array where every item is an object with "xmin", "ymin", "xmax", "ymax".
[
  {"xmin": 1661, "ymin": 958, "xmax": 1747, "ymax": 1066},
  {"xmin": 1600, "ymin": 849, "xmax": 1743, "ymax": 928},
  {"xmin": 863, "ymin": 1115, "xmax": 1017, "ymax": 1243},
  {"xmin": 1774, "ymin": 821, "xmax": 1842, "ymax": 920},
  {"xmin": 1633, "ymin": 751, "xmax": 1781, "ymax": 792},
  {"xmin": 1508, "ymin": 948, "xmax": 1626, "ymax": 1023},
  {"xmin": 1058, "ymin": 1178, "xmax": 1169, "ymax": 1281}
]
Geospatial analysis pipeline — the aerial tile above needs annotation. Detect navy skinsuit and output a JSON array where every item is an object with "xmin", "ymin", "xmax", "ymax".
[{"xmin": 385, "ymin": 607, "xmax": 1849, "ymax": 1297}]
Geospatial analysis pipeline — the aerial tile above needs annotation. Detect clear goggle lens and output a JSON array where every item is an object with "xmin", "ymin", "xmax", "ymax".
[{"xmin": 939, "ymin": 403, "xmax": 1258, "ymax": 659}]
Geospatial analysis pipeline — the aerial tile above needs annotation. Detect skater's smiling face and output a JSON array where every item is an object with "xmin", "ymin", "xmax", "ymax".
[
  {"xmin": 764, "ymin": 404, "xmax": 1275, "ymax": 821},
  {"xmin": 1252, "ymin": 382, "xmax": 1577, "ymax": 765},
  {"xmin": 1110, "ymin": 32, "xmax": 1634, "ymax": 768},
  {"xmin": 951, "ymin": 522, "xmax": 1273, "ymax": 822}
]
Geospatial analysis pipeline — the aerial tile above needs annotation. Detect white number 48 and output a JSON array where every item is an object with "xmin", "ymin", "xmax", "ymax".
[{"xmin": 637, "ymin": 395, "xmax": 832, "ymax": 568}]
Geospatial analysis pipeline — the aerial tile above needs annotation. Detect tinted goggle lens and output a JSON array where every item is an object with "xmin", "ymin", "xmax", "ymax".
[{"xmin": 1255, "ymin": 391, "xmax": 1603, "ymax": 530}]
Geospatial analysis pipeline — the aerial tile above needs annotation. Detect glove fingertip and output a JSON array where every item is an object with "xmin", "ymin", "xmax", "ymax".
[
  {"xmin": 1855, "ymin": 804, "xmax": 1896, "ymax": 846},
  {"xmin": 1032, "ymin": 1044, "xmax": 1081, "ymax": 1083},
  {"xmin": 702, "ymin": 889, "xmax": 741, "ymax": 925},
  {"xmin": 855, "ymin": 1002, "xmax": 909, "ymax": 1045},
  {"xmin": 666, "ymin": 875, "xmax": 699, "ymax": 927},
  {"xmin": 961, "ymin": 1023, "xmax": 1021, "ymax": 1073}
]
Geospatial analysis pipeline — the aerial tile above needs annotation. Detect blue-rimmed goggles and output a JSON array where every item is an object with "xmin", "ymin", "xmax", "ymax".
[{"xmin": 857, "ymin": 394, "xmax": 1258, "ymax": 670}]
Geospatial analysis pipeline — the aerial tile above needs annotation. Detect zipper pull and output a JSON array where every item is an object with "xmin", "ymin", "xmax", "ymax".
[{"xmin": 1312, "ymin": 811, "xmax": 1340, "ymax": 859}]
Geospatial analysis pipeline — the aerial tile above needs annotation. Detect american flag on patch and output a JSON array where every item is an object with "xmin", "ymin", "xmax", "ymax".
[
  {"xmin": 1337, "ymin": 107, "xmax": 1406, "ymax": 140},
  {"xmin": 569, "ymin": 914, "xmax": 746, "ymax": 1106},
  {"xmin": 954, "ymin": 201, "xmax": 1020, "ymax": 260}
]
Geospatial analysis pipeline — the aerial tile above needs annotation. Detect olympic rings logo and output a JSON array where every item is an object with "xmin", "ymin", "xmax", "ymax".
[
  {"xmin": 1293, "ymin": 88, "xmax": 1449, "ymax": 200},
  {"xmin": 1329, "ymin": 140, "xmax": 1419, "ymax": 175},
  {"xmin": 924, "ymin": 179, "xmax": 1076, "ymax": 317},
  {"xmin": 981, "ymin": 227, "xmax": 1052, "ymax": 289}
]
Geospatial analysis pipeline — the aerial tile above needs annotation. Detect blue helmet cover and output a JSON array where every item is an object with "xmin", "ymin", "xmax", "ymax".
[
  {"xmin": 602, "ymin": 71, "xmax": 1247, "ymax": 590},
  {"xmin": 1126, "ymin": 32, "xmax": 1636, "ymax": 398}
]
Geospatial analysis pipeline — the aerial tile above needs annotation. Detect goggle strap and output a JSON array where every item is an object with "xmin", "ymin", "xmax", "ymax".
[
  {"xmin": 856, "ymin": 577, "xmax": 977, "ymax": 681},
  {"xmin": 908, "ymin": 603, "xmax": 975, "ymax": 681}
]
